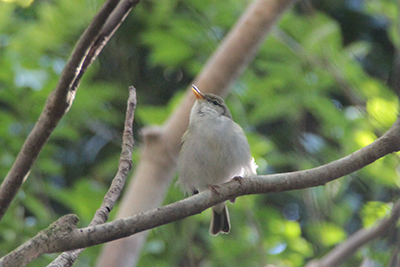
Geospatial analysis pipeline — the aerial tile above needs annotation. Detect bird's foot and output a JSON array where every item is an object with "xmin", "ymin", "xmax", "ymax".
[
  {"xmin": 207, "ymin": 184, "xmax": 221, "ymax": 194},
  {"xmin": 232, "ymin": 176, "xmax": 243, "ymax": 184},
  {"xmin": 229, "ymin": 176, "xmax": 243, "ymax": 203}
]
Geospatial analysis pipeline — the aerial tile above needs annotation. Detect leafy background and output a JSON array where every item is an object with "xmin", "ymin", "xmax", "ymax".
[{"xmin": 0, "ymin": 0, "xmax": 399, "ymax": 266}]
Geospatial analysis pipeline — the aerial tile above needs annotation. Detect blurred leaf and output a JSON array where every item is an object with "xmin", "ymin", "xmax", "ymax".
[
  {"xmin": 367, "ymin": 97, "xmax": 398, "ymax": 130},
  {"xmin": 137, "ymin": 105, "xmax": 171, "ymax": 125},
  {"xmin": 1, "ymin": 0, "xmax": 33, "ymax": 7},
  {"xmin": 49, "ymin": 179, "xmax": 105, "ymax": 225},
  {"xmin": 320, "ymin": 222, "xmax": 347, "ymax": 246},
  {"xmin": 284, "ymin": 221, "xmax": 301, "ymax": 239},
  {"xmin": 361, "ymin": 201, "xmax": 392, "ymax": 228}
]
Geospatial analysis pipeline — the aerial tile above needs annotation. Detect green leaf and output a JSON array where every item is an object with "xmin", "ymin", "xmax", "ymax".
[{"xmin": 361, "ymin": 201, "xmax": 392, "ymax": 228}]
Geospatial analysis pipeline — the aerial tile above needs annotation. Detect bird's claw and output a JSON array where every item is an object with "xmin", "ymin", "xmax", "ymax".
[
  {"xmin": 232, "ymin": 176, "xmax": 243, "ymax": 185},
  {"xmin": 207, "ymin": 184, "xmax": 221, "ymax": 194}
]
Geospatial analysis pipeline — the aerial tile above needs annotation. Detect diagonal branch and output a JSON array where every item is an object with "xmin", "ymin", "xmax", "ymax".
[
  {"xmin": 60, "ymin": 0, "xmax": 121, "ymax": 92},
  {"xmin": 2, "ymin": 117, "xmax": 399, "ymax": 266},
  {"xmin": 0, "ymin": 0, "xmax": 141, "ymax": 221},
  {"xmin": 0, "ymin": 214, "xmax": 80, "ymax": 267},
  {"xmin": 306, "ymin": 199, "xmax": 400, "ymax": 267},
  {"xmin": 0, "ymin": 0, "xmax": 118, "ymax": 220},
  {"xmin": 70, "ymin": 0, "xmax": 141, "ymax": 91}
]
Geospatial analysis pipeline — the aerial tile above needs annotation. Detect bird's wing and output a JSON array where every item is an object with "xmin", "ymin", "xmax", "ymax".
[{"xmin": 180, "ymin": 130, "xmax": 189, "ymax": 147}]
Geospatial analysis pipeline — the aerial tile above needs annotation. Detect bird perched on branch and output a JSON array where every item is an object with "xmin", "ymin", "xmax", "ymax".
[{"xmin": 178, "ymin": 85, "xmax": 256, "ymax": 236}]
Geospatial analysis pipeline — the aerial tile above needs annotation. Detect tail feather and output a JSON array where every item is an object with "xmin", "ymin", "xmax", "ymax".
[{"xmin": 210, "ymin": 204, "xmax": 230, "ymax": 236}]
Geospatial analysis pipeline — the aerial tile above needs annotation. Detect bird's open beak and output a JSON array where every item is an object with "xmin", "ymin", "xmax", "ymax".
[{"xmin": 192, "ymin": 85, "xmax": 205, "ymax": 100}]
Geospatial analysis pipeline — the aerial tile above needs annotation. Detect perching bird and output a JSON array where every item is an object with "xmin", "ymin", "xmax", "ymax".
[{"xmin": 178, "ymin": 85, "xmax": 256, "ymax": 235}]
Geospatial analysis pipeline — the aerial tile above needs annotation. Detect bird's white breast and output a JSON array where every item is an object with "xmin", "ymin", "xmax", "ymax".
[{"xmin": 178, "ymin": 101, "xmax": 254, "ymax": 193}]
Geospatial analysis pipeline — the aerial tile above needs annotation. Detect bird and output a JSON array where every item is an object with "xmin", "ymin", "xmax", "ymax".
[{"xmin": 178, "ymin": 84, "xmax": 256, "ymax": 236}]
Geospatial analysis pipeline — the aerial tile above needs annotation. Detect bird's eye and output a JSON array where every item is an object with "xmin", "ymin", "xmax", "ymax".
[{"xmin": 212, "ymin": 100, "xmax": 219, "ymax": 106}]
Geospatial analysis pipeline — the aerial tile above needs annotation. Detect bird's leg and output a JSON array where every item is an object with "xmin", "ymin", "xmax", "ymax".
[
  {"xmin": 229, "ymin": 176, "xmax": 243, "ymax": 203},
  {"xmin": 191, "ymin": 188, "xmax": 199, "ymax": 195}
]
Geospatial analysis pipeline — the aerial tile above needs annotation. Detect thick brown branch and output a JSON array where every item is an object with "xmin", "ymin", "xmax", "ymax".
[
  {"xmin": 70, "ymin": 0, "xmax": 141, "ymax": 91},
  {"xmin": 2, "ymin": 118, "xmax": 399, "ymax": 266},
  {"xmin": 0, "ymin": 215, "xmax": 79, "ymax": 267},
  {"xmin": 60, "ymin": 0, "xmax": 121, "ymax": 92}
]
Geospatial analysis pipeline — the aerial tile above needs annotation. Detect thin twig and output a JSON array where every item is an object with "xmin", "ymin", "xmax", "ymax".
[{"xmin": 47, "ymin": 87, "xmax": 137, "ymax": 267}]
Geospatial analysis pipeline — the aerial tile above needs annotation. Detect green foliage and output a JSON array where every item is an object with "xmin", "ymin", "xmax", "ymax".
[
  {"xmin": 361, "ymin": 201, "xmax": 392, "ymax": 228},
  {"xmin": 0, "ymin": 0, "xmax": 400, "ymax": 266},
  {"xmin": 0, "ymin": 0, "xmax": 33, "ymax": 7}
]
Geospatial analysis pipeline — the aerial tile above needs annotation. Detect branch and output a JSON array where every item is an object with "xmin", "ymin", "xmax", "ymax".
[
  {"xmin": 0, "ymin": 0, "xmax": 119, "ymax": 221},
  {"xmin": 0, "ymin": 0, "xmax": 141, "ymax": 221},
  {"xmin": 306, "ymin": 198, "xmax": 400, "ymax": 267},
  {"xmin": 0, "ymin": 214, "xmax": 79, "ymax": 267},
  {"xmin": 0, "ymin": 87, "xmax": 137, "ymax": 267},
  {"xmin": 70, "ymin": 0, "xmax": 141, "ymax": 91},
  {"xmin": 2, "ymin": 117, "xmax": 399, "ymax": 266},
  {"xmin": 47, "ymin": 87, "xmax": 137, "ymax": 267}
]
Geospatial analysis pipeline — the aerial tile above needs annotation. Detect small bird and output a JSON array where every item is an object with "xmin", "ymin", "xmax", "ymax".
[{"xmin": 178, "ymin": 85, "xmax": 256, "ymax": 236}]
